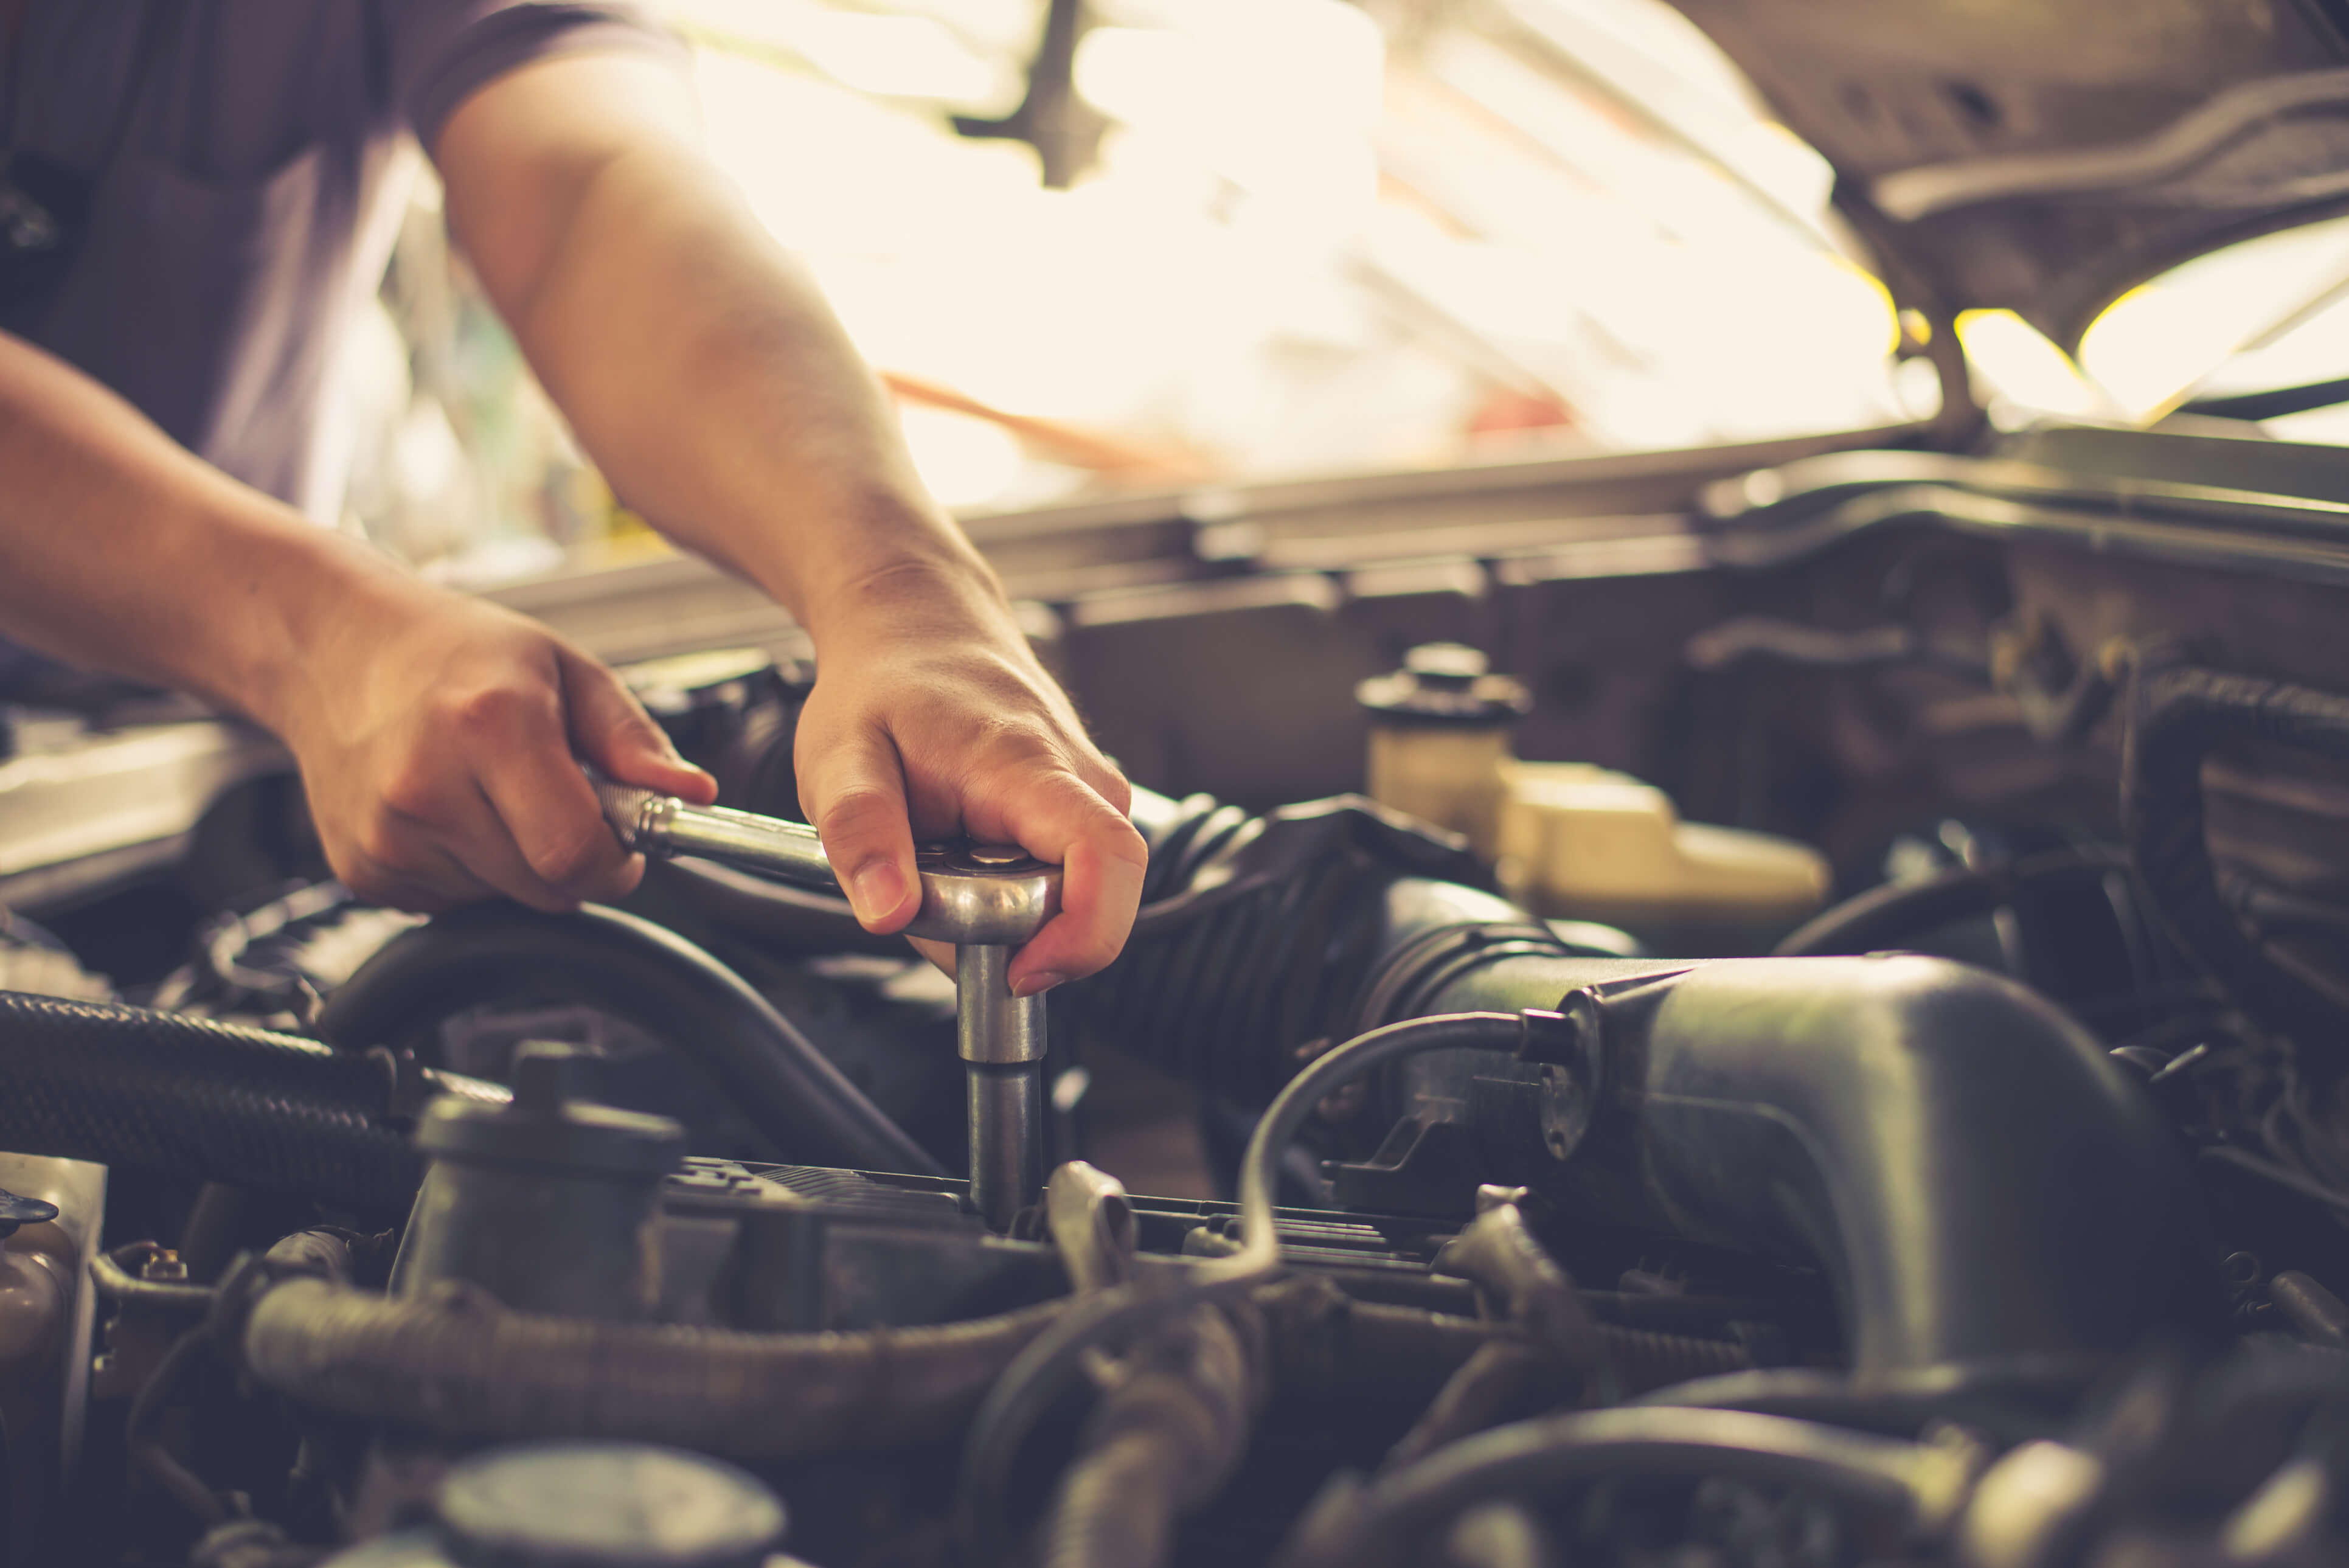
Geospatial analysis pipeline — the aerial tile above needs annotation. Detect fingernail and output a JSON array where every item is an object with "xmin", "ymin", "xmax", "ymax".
[
  {"xmin": 850, "ymin": 860, "xmax": 904, "ymax": 924},
  {"xmin": 1011, "ymin": 970, "xmax": 1067, "ymax": 998}
]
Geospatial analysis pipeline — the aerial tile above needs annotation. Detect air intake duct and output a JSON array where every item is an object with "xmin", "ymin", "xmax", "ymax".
[{"xmin": 1358, "ymin": 941, "xmax": 2208, "ymax": 1373}]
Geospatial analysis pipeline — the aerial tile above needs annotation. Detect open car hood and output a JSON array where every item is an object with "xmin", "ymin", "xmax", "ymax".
[{"xmin": 1664, "ymin": 0, "xmax": 2349, "ymax": 348}]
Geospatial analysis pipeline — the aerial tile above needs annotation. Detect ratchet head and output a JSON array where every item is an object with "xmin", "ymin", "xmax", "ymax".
[{"xmin": 907, "ymin": 844, "xmax": 1063, "ymax": 946}]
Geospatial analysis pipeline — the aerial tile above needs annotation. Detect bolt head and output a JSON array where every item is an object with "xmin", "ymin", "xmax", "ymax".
[{"xmin": 510, "ymin": 1041, "xmax": 586, "ymax": 1112}]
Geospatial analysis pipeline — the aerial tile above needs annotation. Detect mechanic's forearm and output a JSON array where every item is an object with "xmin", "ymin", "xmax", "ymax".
[
  {"xmin": 0, "ymin": 330, "xmax": 387, "ymax": 722},
  {"xmin": 485, "ymin": 142, "xmax": 1001, "ymax": 644}
]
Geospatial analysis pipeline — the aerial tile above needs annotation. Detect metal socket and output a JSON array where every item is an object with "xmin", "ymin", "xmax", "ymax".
[
  {"xmin": 956, "ymin": 945, "xmax": 1046, "ymax": 1065},
  {"xmin": 966, "ymin": 1063, "xmax": 1045, "ymax": 1233}
]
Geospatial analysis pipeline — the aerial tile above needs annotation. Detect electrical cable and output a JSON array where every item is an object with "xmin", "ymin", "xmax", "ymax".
[{"xmin": 1774, "ymin": 847, "xmax": 2131, "ymax": 958}]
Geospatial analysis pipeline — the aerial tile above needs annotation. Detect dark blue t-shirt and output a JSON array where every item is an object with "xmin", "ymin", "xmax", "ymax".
[{"xmin": 0, "ymin": 1, "xmax": 679, "ymax": 519}]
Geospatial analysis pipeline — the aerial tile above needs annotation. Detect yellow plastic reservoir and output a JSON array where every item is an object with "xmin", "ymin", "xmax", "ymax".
[
  {"xmin": 1359, "ymin": 644, "xmax": 1831, "ymax": 951},
  {"xmin": 1356, "ymin": 644, "xmax": 1530, "ymax": 860},
  {"xmin": 1494, "ymin": 761, "xmax": 1830, "ymax": 951}
]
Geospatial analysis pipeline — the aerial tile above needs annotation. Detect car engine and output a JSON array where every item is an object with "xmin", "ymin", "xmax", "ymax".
[
  {"xmin": 16, "ymin": 0, "xmax": 2349, "ymax": 1542},
  {"xmin": 9, "ymin": 414, "xmax": 2349, "ymax": 1568}
]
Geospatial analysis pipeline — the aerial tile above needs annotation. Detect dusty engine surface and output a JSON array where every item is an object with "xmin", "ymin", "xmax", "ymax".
[{"xmin": 10, "ymin": 423, "xmax": 2349, "ymax": 1567}]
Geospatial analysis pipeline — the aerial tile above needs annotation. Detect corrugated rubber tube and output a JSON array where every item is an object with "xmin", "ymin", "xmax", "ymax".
[{"xmin": 0, "ymin": 990, "xmax": 481, "ymax": 1212}]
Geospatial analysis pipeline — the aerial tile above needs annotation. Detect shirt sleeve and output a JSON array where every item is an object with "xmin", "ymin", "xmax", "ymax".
[{"xmin": 386, "ymin": 2, "xmax": 690, "ymax": 150}]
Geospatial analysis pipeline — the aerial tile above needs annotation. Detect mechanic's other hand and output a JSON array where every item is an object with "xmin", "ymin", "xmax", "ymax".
[
  {"xmin": 272, "ymin": 579, "xmax": 715, "ymax": 914},
  {"xmin": 794, "ymin": 587, "xmax": 1144, "ymax": 995}
]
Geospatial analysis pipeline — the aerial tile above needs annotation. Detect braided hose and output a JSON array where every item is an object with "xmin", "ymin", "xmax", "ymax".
[{"xmin": 0, "ymin": 990, "xmax": 482, "ymax": 1212}]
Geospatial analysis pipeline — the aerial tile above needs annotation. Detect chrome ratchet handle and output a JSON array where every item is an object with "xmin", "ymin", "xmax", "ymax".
[
  {"xmin": 588, "ymin": 772, "xmax": 1063, "ymax": 943},
  {"xmin": 589, "ymin": 774, "xmax": 836, "ymax": 890}
]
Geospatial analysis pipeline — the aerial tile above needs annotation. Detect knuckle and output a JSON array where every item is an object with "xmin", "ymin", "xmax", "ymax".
[
  {"xmin": 1043, "ymin": 772, "xmax": 1146, "ymax": 851},
  {"xmin": 1099, "ymin": 811, "xmax": 1148, "ymax": 864},
  {"xmin": 816, "ymin": 786, "xmax": 903, "ymax": 841},
  {"xmin": 984, "ymin": 721, "xmax": 1059, "ymax": 767},
  {"xmin": 529, "ymin": 824, "xmax": 614, "ymax": 892},
  {"xmin": 1064, "ymin": 925, "xmax": 1124, "ymax": 978},
  {"xmin": 350, "ymin": 816, "xmax": 409, "ymax": 872},
  {"xmin": 1095, "ymin": 769, "xmax": 1135, "ymax": 818},
  {"xmin": 445, "ymin": 681, "xmax": 536, "ymax": 735},
  {"xmin": 378, "ymin": 764, "xmax": 440, "ymax": 823}
]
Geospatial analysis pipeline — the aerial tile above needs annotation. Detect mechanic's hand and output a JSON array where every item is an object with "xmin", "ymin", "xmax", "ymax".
[
  {"xmin": 271, "ymin": 577, "xmax": 715, "ymax": 914},
  {"xmin": 793, "ymin": 594, "xmax": 1145, "ymax": 996}
]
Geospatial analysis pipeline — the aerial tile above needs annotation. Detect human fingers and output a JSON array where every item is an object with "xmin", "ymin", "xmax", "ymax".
[
  {"xmin": 558, "ymin": 647, "xmax": 719, "ymax": 803},
  {"xmin": 985, "ymin": 766, "xmax": 1147, "ymax": 995},
  {"xmin": 797, "ymin": 719, "xmax": 921, "ymax": 932},
  {"xmin": 432, "ymin": 785, "xmax": 596, "ymax": 913},
  {"xmin": 460, "ymin": 659, "xmax": 644, "ymax": 905}
]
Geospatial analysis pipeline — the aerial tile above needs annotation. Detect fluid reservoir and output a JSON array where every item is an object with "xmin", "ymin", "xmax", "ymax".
[
  {"xmin": 1359, "ymin": 643, "xmax": 1830, "ymax": 953},
  {"xmin": 1356, "ymin": 644, "xmax": 1530, "ymax": 859},
  {"xmin": 1496, "ymin": 761, "xmax": 1830, "ymax": 952}
]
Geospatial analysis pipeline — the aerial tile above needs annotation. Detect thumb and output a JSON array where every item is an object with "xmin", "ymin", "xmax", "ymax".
[
  {"xmin": 558, "ymin": 648, "xmax": 718, "ymax": 805},
  {"xmin": 799, "ymin": 724, "xmax": 920, "ymax": 932}
]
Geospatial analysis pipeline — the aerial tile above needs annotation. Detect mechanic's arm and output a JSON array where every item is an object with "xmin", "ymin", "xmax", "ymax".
[
  {"xmin": 434, "ymin": 52, "xmax": 1144, "ymax": 994},
  {"xmin": 0, "ymin": 328, "xmax": 714, "ymax": 912}
]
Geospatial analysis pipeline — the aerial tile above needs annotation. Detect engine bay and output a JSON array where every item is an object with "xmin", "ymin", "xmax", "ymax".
[{"xmin": 8, "ymin": 421, "xmax": 2349, "ymax": 1567}]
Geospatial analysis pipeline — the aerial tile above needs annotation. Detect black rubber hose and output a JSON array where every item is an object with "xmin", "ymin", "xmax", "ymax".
[
  {"xmin": 314, "ymin": 901, "xmax": 942, "ymax": 1177},
  {"xmin": 639, "ymin": 856, "xmax": 905, "ymax": 957},
  {"xmin": 2126, "ymin": 664, "xmax": 2349, "ymax": 1060},
  {"xmin": 1630, "ymin": 1358, "xmax": 2107, "ymax": 1444},
  {"xmin": 1772, "ymin": 848, "xmax": 2130, "ymax": 957},
  {"xmin": 0, "ymin": 990, "xmax": 475, "ymax": 1213},
  {"xmin": 1271, "ymin": 1407, "xmax": 1972, "ymax": 1568},
  {"xmin": 235, "ymin": 1275, "xmax": 1064, "ymax": 1459}
]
